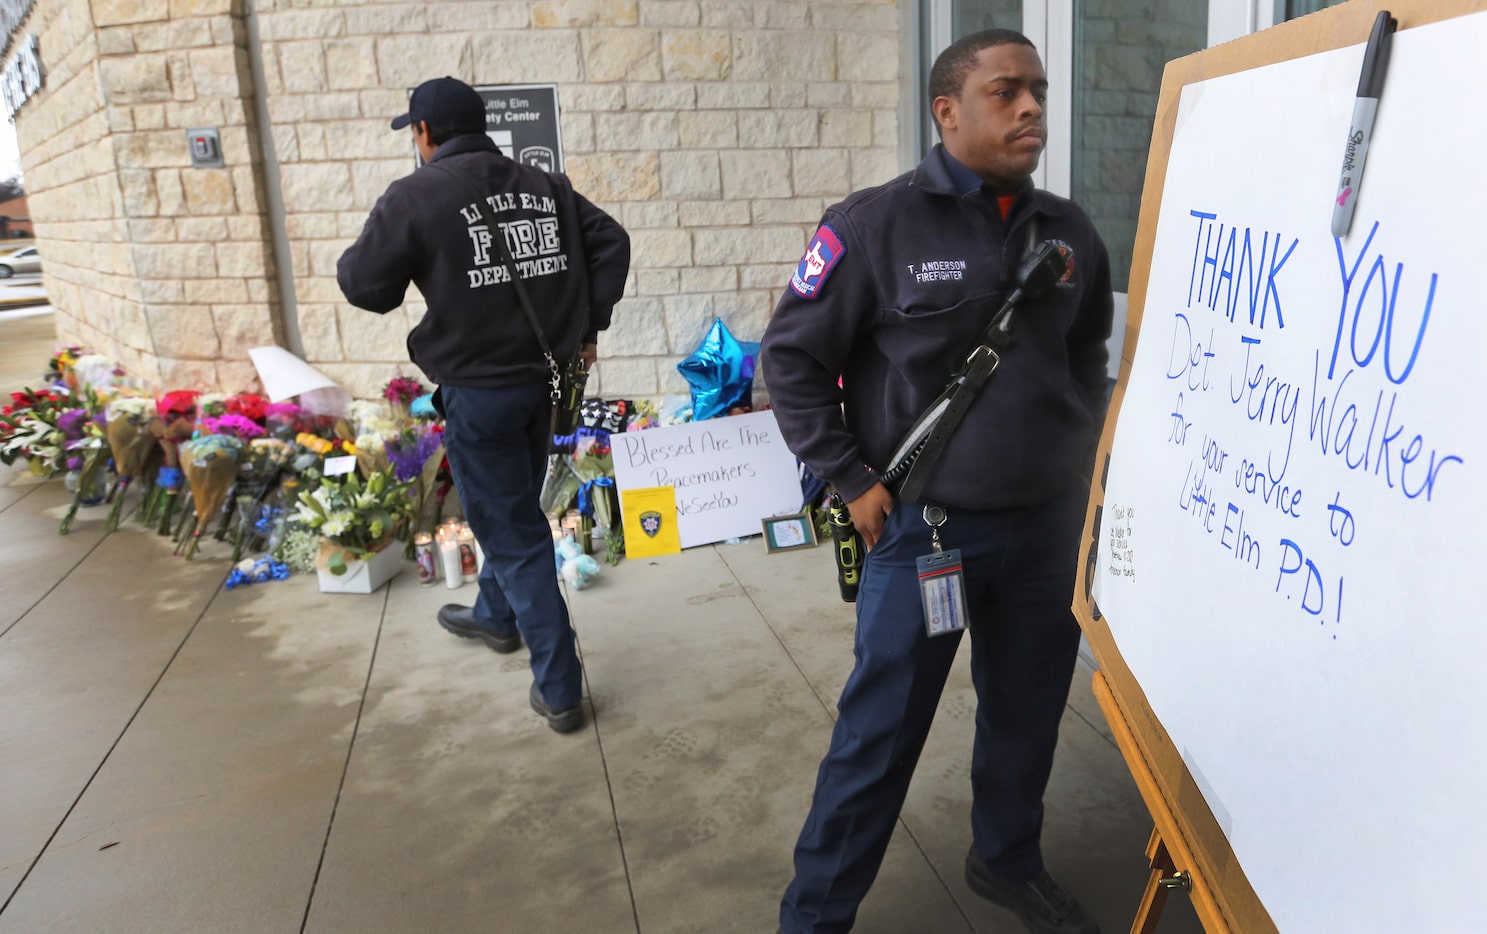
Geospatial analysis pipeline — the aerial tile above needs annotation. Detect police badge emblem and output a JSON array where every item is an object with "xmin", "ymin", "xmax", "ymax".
[{"xmin": 640, "ymin": 511, "xmax": 663, "ymax": 538}]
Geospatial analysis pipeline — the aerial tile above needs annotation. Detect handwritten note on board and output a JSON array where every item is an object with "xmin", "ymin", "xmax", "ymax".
[
  {"xmin": 1096, "ymin": 12, "xmax": 1487, "ymax": 931},
  {"xmin": 611, "ymin": 410, "xmax": 802, "ymax": 549}
]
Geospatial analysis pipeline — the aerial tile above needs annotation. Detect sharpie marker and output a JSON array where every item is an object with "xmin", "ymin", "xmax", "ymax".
[{"xmin": 1331, "ymin": 11, "xmax": 1396, "ymax": 238}]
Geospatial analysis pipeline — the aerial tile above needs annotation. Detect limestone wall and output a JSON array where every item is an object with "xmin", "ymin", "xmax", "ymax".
[
  {"xmin": 16, "ymin": 0, "xmax": 284, "ymax": 391},
  {"xmin": 257, "ymin": 0, "xmax": 902, "ymax": 399},
  {"xmin": 9, "ymin": 0, "xmax": 901, "ymax": 397}
]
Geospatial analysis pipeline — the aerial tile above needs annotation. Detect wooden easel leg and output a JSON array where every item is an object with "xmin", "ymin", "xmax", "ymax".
[{"xmin": 1130, "ymin": 827, "xmax": 1176, "ymax": 934}]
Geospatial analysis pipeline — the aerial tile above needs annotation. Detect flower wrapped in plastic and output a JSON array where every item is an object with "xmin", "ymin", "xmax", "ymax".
[
  {"xmin": 224, "ymin": 393, "xmax": 268, "ymax": 424},
  {"xmin": 1, "ymin": 388, "xmax": 69, "ymax": 476},
  {"xmin": 347, "ymin": 399, "xmax": 399, "ymax": 439},
  {"xmin": 291, "ymin": 432, "xmax": 356, "ymax": 480},
  {"xmin": 383, "ymin": 375, "xmax": 426, "ymax": 422},
  {"xmin": 291, "ymin": 467, "xmax": 416, "ymax": 576},
  {"xmin": 228, "ymin": 437, "xmax": 294, "ymax": 561},
  {"xmin": 179, "ymin": 432, "xmax": 243, "ymax": 559},
  {"xmin": 572, "ymin": 444, "xmax": 623, "ymax": 564},
  {"xmin": 57, "ymin": 410, "xmax": 110, "ymax": 535},
  {"xmin": 103, "ymin": 396, "xmax": 162, "ymax": 532},
  {"xmin": 196, "ymin": 392, "xmax": 229, "ymax": 419},
  {"xmin": 384, "ymin": 423, "xmax": 444, "ymax": 539},
  {"xmin": 148, "ymin": 391, "xmax": 200, "ymax": 535},
  {"xmin": 263, "ymin": 402, "xmax": 301, "ymax": 440},
  {"xmin": 63, "ymin": 354, "xmax": 122, "ymax": 396},
  {"xmin": 353, "ymin": 431, "xmax": 391, "ymax": 480},
  {"xmin": 45, "ymin": 346, "xmax": 86, "ymax": 386}
]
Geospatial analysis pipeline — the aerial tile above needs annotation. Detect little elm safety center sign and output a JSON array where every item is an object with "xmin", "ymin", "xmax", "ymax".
[
  {"xmin": 401, "ymin": 83, "xmax": 562, "ymax": 173},
  {"xmin": 477, "ymin": 85, "xmax": 562, "ymax": 172}
]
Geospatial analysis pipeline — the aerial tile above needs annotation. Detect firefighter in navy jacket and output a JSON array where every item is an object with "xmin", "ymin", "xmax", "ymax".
[
  {"xmin": 339, "ymin": 77, "xmax": 629, "ymax": 735},
  {"xmin": 762, "ymin": 32, "xmax": 1111, "ymax": 934}
]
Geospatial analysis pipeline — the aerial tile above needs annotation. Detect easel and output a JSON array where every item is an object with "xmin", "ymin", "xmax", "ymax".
[
  {"xmin": 1073, "ymin": 1, "xmax": 1485, "ymax": 931},
  {"xmin": 1090, "ymin": 671, "xmax": 1228, "ymax": 934}
]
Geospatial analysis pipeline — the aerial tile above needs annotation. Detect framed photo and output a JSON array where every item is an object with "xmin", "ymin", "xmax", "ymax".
[{"xmin": 762, "ymin": 512, "xmax": 818, "ymax": 554}]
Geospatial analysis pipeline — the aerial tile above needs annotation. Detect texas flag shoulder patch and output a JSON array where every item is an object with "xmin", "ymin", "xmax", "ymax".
[{"xmin": 789, "ymin": 224, "xmax": 846, "ymax": 300}]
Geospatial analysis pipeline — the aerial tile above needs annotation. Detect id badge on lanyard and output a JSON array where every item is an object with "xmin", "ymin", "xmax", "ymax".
[{"xmin": 916, "ymin": 504, "xmax": 968, "ymax": 637}]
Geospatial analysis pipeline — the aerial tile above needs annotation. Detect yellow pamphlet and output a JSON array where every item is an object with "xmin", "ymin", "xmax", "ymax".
[{"xmin": 620, "ymin": 486, "xmax": 682, "ymax": 558}]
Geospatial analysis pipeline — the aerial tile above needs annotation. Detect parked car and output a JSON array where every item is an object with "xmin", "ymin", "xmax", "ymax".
[{"xmin": 0, "ymin": 246, "xmax": 40, "ymax": 277}]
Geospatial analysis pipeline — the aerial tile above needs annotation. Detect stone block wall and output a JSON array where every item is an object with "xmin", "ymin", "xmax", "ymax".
[
  {"xmin": 16, "ymin": 0, "xmax": 285, "ymax": 391},
  {"xmin": 257, "ymin": 0, "xmax": 903, "ymax": 400}
]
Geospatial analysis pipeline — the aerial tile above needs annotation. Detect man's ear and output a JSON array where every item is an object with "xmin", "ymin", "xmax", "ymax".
[{"xmin": 932, "ymin": 96, "xmax": 957, "ymax": 135}]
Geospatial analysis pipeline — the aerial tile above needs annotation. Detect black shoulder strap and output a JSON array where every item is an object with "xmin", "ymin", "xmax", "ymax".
[{"xmin": 427, "ymin": 159, "xmax": 573, "ymax": 403}]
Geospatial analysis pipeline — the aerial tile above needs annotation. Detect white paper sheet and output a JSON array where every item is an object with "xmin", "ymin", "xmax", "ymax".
[
  {"xmin": 248, "ymin": 346, "xmax": 339, "ymax": 403},
  {"xmin": 1096, "ymin": 12, "xmax": 1487, "ymax": 931}
]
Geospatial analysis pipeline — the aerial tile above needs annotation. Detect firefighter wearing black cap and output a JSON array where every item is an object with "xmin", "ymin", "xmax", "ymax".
[
  {"xmin": 338, "ymin": 76, "xmax": 630, "ymax": 734},
  {"xmin": 762, "ymin": 31, "xmax": 1113, "ymax": 934}
]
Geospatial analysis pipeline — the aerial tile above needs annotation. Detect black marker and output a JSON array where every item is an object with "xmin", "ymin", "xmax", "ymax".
[{"xmin": 1331, "ymin": 10, "xmax": 1396, "ymax": 238}]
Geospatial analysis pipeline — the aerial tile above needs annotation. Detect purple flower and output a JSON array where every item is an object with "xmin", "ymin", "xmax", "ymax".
[
  {"xmin": 208, "ymin": 414, "xmax": 266, "ymax": 440},
  {"xmin": 57, "ymin": 408, "xmax": 90, "ymax": 440},
  {"xmin": 385, "ymin": 428, "xmax": 443, "ymax": 482}
]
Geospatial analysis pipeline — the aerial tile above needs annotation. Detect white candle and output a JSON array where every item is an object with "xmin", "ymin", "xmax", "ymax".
[{"xmin": 438, "ymin": 531, "xmax": 462, "ymax": 590}]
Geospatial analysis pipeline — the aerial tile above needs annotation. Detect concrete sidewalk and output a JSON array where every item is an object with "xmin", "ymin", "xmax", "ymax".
[{"xmin": 0, "ymin": 313, "xmax": 1203, "ymax": 933}]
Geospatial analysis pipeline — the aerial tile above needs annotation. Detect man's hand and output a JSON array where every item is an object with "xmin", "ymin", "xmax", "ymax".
[
  {"xmin": 846, "ymin": 483, "xmax": 895, "ymax": 551},
  {"xmin": 578, "ymin": 342, "xmax": 598, "ymax": 370}
]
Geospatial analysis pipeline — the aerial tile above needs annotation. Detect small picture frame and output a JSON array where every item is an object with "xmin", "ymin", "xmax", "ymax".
[{"xmin": 762, "ymin": 512, "xmax": 818, "ymax": 554}]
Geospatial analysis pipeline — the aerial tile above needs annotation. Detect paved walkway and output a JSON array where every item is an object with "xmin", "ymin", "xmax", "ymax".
[{"xmin": 0, "ymin": 311, "xmax": 1203, "ymax": 933}]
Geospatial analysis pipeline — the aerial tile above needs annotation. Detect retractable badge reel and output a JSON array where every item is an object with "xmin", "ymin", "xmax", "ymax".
[{"xmin": 917, "ymin": 505, "xmax": 969, "ymax": 637}]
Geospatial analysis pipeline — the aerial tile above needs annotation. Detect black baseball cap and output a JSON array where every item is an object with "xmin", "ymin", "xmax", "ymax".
[{"xmin": 390, "ymin": 77, "xmax": 486, "ymax": 135}]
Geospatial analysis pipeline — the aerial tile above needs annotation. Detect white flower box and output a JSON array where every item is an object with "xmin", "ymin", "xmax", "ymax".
[{"xmin": 316, "ymin": 542, "xmax": 403, "ymax": 594}]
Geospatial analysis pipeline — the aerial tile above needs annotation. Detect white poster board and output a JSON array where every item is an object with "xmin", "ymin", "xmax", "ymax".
[
  {"xmin": 1095, "ymin": 12, "xmax": 1487, "ymax": 932},
  {"xmin": 611, "ymin": 410, "xmax": 802, "ymax": 549}
]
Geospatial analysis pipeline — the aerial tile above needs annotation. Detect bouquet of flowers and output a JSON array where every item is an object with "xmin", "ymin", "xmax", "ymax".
[
  {"xmin": 225, "ymin": 393, "xmax": 268, "ymax": 424},
  {"xmin": 196, "ymin": 392, "xmax": 229, "ymax": 419},
  {"xmin": 263, "ymin": 402, "xmax": 301, "ymax": 440},
  {"xmin": 103, "ymin": 396, "xmax": 162, "ymax": 532},
  {"xmin": 292, "ymin": 432, "xmax": 357, "ymax": 480},
  {"xmin": 571, "ymin": 440, "xmax": 622, "ymax": 565},
  {"xmin": 229, "ymin": 438, "xmax": 294, "ymax": 560},
  {"xmin": 148, "ymin": 390, "xmax": 199, "ymax": 535},
  {"xmin": 61, "ymin": 354, "xmax": 121, "ymax": 396},
  {"xmin": 0, "ymin": 388, "xmax": 69, "ymax": 476},
  {"xmin": 384, "ymin": 423, "xmax": 444, "ymax": 537},
  {"xmin": 179, "ymin": 432, "xmax": 243, "ymax": 559},
  {"xmin": 384, "ymin": 375, "xmax": 426, "ymax": 421},
  {"xmin": 57, "ymin": 405, "xmax": 110, "ymax": 534},
  {"xmin": 353, "ymin": 431, "xmax": 392, "ymax": 481},
  {"xmin": 44, "ymin": 346, "xmax": 86, "ymax": 385},
  {"xmin": 290, "ymin": 467, "xmax": 416, "ymax": 576}
]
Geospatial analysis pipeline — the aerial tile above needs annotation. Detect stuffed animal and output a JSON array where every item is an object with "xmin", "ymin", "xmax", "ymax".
[{"xmin": 555, "ymin": 536, "xmax": 600, "ymax": 590}]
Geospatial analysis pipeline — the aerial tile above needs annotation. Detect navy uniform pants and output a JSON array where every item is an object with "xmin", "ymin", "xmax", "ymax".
[
  {"xmin": 440, "ymin": 383, "xmax": 583, "ymax": 709},
  {"xmin": 780, "ymin": 487, "xmax": 1086, "ymax": 933}
]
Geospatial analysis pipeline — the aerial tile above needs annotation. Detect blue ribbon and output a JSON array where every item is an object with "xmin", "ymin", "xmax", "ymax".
[
  {"xmin": 225, "ymin": 559, "xmax": 290, "ymax": 590},
  {"xmin": 157, "ymin": 466, "xmax": 184, "ymax": 489},
  {"xmin": 576, "ymin": 477, "xmax": 615, "ymax": 519}
]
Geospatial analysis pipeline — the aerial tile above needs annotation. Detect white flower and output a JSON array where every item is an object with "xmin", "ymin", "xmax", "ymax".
[
  {"xmin": 311, "ymin": 486, "xmax": 334, "ymax": 510},
  {"xmin": 355, "ymin": 432, "xmax": 386, "ymax": 453},
  {"xmin": 289, "ymin": 501, "xmax": 321, "ymax": 527},
  {"xmin": 107, "ymin": 397, "xmax": 156, "ymax": 420},
  {"xmin": 321, "ymin": 511, "xmax": 354, "ymax": 538}
]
